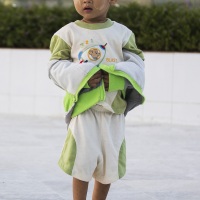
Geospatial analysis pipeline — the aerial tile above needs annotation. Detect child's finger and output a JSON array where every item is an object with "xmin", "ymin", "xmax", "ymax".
[
  {"xmin": 88, "ymin": 77, "xmax": 102, "ymax": 88},
  {"xmin": 90, "ymin": 71, "xmax": 102, "ymax": 80}
]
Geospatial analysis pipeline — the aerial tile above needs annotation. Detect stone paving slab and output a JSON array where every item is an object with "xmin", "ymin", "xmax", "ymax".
[{"xmin": 0, "ymin": 115, "xmax": 200, "ymax": 200}]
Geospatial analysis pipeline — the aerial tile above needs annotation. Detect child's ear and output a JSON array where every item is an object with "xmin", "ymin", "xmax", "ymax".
[{"xmin": 109, "ymin": 0, "xmax": 117, "ymax": 6}]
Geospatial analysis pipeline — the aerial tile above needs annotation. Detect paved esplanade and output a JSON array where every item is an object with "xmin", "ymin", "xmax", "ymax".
[{"xmin": 0, "ymin": 115, "xmax": 200, "ymax": 200}]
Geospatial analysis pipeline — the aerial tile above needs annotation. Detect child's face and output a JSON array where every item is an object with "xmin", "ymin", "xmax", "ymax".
[{"xmin": 73, "ymin": 0, "xmax": 116, "ymax": 23}]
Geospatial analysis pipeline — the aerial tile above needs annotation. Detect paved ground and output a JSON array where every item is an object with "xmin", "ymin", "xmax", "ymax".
[{"xmin": 0, "ymin": 114, "xmax": 200, "ymax": 200}]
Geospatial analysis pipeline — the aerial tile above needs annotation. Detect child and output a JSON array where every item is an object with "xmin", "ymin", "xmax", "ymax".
[{"xmin": 48, "ymin": 0, "xmax": 145, "ymax": 199}]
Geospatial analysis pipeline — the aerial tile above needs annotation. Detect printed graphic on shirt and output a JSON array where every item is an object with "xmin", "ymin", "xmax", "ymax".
[
  {"xmin": 78, "ymin": 43, "xmax": 107, "ymax": 66},
  {"xmin": 88, "ymin": 48, "xmax": 101, "ymax": 61}
]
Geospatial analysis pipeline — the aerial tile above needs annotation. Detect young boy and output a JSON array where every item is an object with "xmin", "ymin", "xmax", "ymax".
[{"xmin": 48, "ymin": 0, "xmax": 145, "ymax": 199}]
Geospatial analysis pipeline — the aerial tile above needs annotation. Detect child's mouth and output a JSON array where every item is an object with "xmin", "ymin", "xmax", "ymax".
[{"xmin": 84, "ymin": 7, "xmax": 93, "ymax": 11}]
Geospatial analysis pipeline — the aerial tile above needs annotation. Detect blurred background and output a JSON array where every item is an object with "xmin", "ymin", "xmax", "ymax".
[{"xmin": 1, "ymin": 0, "xmax": 200, "ymax": 7}]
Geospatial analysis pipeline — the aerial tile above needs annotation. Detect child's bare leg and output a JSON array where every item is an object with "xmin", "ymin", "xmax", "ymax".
[
  {"xmin": 73, "ymin": 178, "xmax": 89, "ymax": 200},
  {"xmin": 92, "ymin": 180, "xmax": 111, "ymax": 200}
]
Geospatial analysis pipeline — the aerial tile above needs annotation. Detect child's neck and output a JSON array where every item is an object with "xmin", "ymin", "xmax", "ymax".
[{"xmin": 81, "ymin": 18, "xmax": 108, "ymax": 24}]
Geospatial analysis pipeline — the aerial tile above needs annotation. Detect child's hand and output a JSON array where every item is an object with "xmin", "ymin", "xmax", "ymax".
[
  {"xmin": 88, "ymin": 70, "xmax": 102, "ymax": 88},
  {"xmin": 102, "ymin": 71, "xmax": 109, "ymax": 91}
]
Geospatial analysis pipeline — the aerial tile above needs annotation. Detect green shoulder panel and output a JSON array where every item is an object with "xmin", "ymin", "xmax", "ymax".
[
  {"xmin": 123, "ymin": 33, "xmax": 144, "ymax": 61},
  {"xmin": 50, "ymin": 35, "xmax": 71, "ymax": 60}
]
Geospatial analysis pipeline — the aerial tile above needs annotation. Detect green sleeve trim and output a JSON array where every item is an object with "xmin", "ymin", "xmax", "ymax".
[
  {"xmin": 72, "ymin": 83, "xmax": 105, "ymax": 118},
  {"xmin": 108, "ymin": 73, "xmax": 125, "ymax": 92},
  {"xmin": 83, "ymin": 82, "xmax": 90, "ymax": 89},
  {"xmin": 50, "ymin": 35, "xmax": 71, "ymax": 60},
  {"xmin": 99, "ymin": 64, "xmax": 145, "ymax": 103},
  {"xmin": 123, "ymin": 33, "xmax": 144, "ymax": 61},
  {"xmin": 63, "ymin": 67, "xmax": 100, "ymax": 113},
  {"xmin": 63, "ymin": 92, "xmax": 75, "ymax": 112}
]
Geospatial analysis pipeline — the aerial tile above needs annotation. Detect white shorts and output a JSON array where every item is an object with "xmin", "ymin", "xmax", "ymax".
[{"xmin": 58, "ymin": 105, "xmax": 126, "ymax": 184}]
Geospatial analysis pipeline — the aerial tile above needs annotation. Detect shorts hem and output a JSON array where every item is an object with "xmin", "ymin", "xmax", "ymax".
[{"xmin": 93, "ymin": 174, "xmax": 126, "ymax": 184}]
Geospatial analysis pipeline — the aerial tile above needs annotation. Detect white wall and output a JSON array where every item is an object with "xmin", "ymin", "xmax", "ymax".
[
  {"xmin": 0, "ymin": 49, "xmax": 65, "ymax": 117},
  {"xmin": 129, "ymin": 52, "xmax": 200, "ymax": 126},
  {"xmin": 0, "ymin": 49, "xmax": 200, "ymax": 125}
]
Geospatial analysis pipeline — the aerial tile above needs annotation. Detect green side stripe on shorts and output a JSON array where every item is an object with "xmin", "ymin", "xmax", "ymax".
[
  {"xmin": 58, "ymin": 129, "xmax": 77, "ymax": 175},
  {"xmin": 118, "ymin": 139, "xmax": 126, "ymax": 179}
]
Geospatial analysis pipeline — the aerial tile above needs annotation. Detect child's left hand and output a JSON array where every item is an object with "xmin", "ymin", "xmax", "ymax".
[{"xmin": 102, "ymin": 71, "xmax": 109, "ymax": 91}]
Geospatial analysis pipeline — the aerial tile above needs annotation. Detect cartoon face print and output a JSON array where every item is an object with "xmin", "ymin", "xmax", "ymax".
[
  {"xmin": 78, "ymin": 43, "xmax": 107, "ymax": 64},
  {"xmin": 88, "ymin": 48, "xmax": 101, "ymax": 61}
]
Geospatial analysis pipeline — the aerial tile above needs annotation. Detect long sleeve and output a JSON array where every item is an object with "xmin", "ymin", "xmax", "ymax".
[
  {"xmin": 115, "ymin": 50, "xmax": 145, "ymax": 91},
  {"xmin": 48, "ymin": 35, "xmax": 95, "ymax": 94}
]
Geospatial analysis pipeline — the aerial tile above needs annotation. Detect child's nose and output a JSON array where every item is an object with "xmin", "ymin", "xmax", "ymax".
[{"xmin": 83, "ymin": 0, "xmax": 93, "ymax": 4}]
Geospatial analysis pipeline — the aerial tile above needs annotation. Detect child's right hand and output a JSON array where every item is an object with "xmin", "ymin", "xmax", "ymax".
[{"xmin": 88, "ymin": 70, "xmax": 102, "ymax": 88}]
